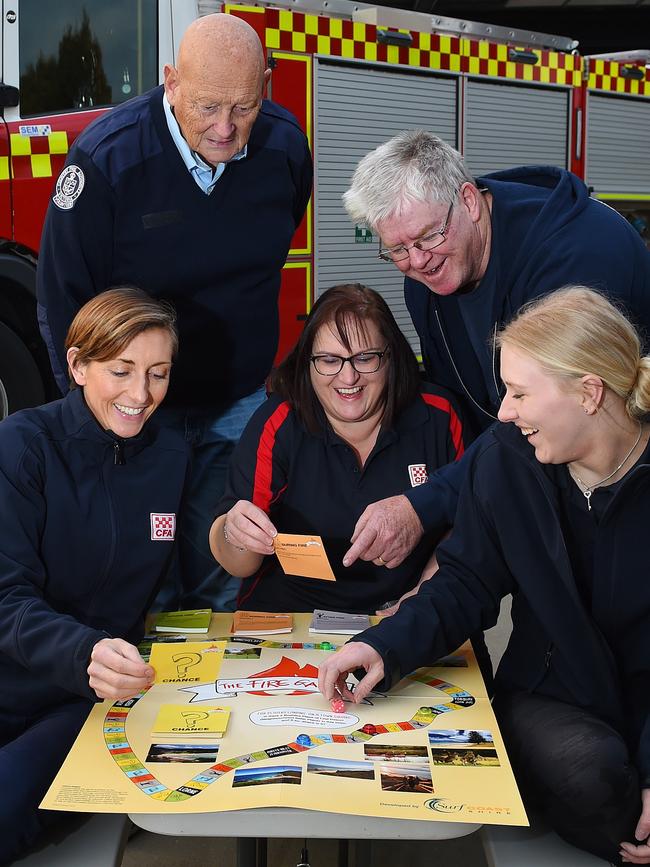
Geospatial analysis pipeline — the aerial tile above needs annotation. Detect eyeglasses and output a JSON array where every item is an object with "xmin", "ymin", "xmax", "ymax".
[
  {"xmin": 310, "ymin": 346, "xmax": 389, "ymax": 376},
  {"xmin": 378, "ymin": 198, "xmax": 456, "ymax": 263}
]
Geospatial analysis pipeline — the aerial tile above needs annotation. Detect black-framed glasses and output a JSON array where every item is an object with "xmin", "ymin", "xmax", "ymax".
[
  {"xmin": 378, "ymin": 198, "xmax": 456, "ymax": 263},
  {"xmin": 310, "ymin": 346, "xmax": 389, "ymax": 376}
]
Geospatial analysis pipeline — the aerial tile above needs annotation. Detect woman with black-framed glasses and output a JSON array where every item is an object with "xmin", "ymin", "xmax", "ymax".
[{"xmin": 209, "ymin": 283, "xmax": 466, "ymax": 615}]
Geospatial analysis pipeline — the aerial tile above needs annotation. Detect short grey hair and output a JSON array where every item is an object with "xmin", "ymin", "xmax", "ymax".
[{"xmin": 343, "ymin": 130, "xmax": 475, "ymax": 231}]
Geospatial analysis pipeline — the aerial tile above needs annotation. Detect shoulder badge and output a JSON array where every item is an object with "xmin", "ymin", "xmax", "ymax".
[
  {"xmin": 408, "ymin": 464, "xmax": 428, "ymax": 487},
  {"xmin": 52, "ymin": 164, "xmax": 85, "ymax": 210}
]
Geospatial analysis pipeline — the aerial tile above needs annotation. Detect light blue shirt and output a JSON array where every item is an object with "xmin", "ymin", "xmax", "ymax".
[{"xmin": 163, "ymin": 93, "xmax": 247, "ymax": 195}]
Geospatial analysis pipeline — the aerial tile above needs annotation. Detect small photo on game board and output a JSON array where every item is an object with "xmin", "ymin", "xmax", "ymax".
[
  {"xmin": 232, "ymin": 765, "xmax": 302, "ymax": 788},
  {"xmin": 146, "ymin": 743, "xmax": 220, "ymax": 763},
  {"xmin": 307, "ymin": 756, "xmax": 374, "ymax": 780},
  {"xmin": 224, "ymin": 647, "xmax": 262, "ymax": 660},
  {"xmin": 428, "ymin": 729, "xmax": 494, "ymax": 747},
  {"xmin": 429, "ymin": 747, "xmax": 499, "ymax": 767},
  {"xmin": 364, "ymin": 743, "xmax": 429, "ymax": 764},
  {"xmin": 379, "ymin": 763, "xmax": 433, "ymax": 794}
]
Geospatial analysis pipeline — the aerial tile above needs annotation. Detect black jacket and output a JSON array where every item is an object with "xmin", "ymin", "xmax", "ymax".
[
  {"xmin": 357, "ymin": 422, "xmax": 650, "ymax": 785},
  {"xmin": 0, "ymin": 388, "xmax": 190, "ymax": 714}
]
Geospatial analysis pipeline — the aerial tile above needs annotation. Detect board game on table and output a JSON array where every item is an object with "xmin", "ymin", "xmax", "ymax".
[{"xmin": 42, "ymin": 613, "xmax": 527, "ymax": 827}]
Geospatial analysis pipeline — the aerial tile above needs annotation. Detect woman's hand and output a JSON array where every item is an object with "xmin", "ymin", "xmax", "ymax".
[
  {"xmin": 620, "ymin": 788, "xmax": 650, "ymax": 864},
  {"xmin": 88, "ymin": 637, "xmax": 154, "ymax": 701},
  {"xmin": 223, "ymin": 500, "xmax": 277, "ymax": 555},
  {"xmin": 318, "ymin": 642, "xmax": 385, "ymax": 704}
]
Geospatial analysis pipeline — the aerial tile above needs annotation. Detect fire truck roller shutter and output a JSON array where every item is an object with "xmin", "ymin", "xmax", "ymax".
[
  {"xmin": 586, "ymin": 94, "xmax": 650, "ymax": 197},
  {"xmin": 314, "ymin": 60, "xmax": 458, "ymax": 355},
  {"xmin": 463, "ymin": 79, "xmax": 570, "ymax": 175}
]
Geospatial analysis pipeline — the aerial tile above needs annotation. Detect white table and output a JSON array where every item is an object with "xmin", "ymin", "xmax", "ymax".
[
  {"xmin": 129, "ymin": 613, "xmax": 484, "ymax": 866},
  {"xmin": 130, "ymin": 806, "xmax": 481, "ymax": 867}
]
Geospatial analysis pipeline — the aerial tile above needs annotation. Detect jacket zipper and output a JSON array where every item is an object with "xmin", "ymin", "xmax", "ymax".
[
  {"xmin": 113, "ymin": 440, "xmax": 125, "ymax": 465},
  {"xmin": 528, "ymin": 642, "xmax": 554, "ymax": 692}
]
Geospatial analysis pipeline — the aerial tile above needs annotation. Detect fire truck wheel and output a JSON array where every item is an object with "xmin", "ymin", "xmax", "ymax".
[{"xmin": 0, "ymin": 320, "xmax": 45, "ymax": 420}]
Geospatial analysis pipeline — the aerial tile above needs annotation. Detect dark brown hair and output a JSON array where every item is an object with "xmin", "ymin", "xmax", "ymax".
[
  {"xmin": 270, "ymin": 283, "xmax": 420, "ymax": 433},
  {"xmin": 65, "ymin": 287, "xmax": 178, "ymax": 384}
]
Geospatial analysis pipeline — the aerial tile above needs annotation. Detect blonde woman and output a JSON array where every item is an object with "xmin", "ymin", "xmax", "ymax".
[
  {"xmin": 320, "ymin": 286, "xmax": 650, "ymax": 865},
  {"xmin": 0, "ymin": 288, "xmax": 189, "ymax": 862}
]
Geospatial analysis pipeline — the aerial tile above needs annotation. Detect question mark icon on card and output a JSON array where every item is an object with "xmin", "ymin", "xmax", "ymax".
[
  {"xmin": 172, "ymin": 652, "xmax": 202, "ymax": 678},
  {"xmin": 181, "ymin": 711, "xmax": 209, "ymax": 729}
]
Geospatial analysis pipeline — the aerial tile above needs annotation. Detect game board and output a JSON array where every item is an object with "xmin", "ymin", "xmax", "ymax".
[{"xmin": 41, "ymin": 615, "xmax": 527, "ymax": 826}]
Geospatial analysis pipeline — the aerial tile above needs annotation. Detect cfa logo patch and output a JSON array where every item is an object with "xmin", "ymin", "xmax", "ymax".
[
  {"xmin": 52, "ymin": 164, "xmax": 85, "ymax": 210},
  {"xmin": 150, "ymin": 513, "xmax": 176, "ymax": 541},
  {"xmin": 408, "ymin": 464, "xmax": 428, "ymax": 487}
]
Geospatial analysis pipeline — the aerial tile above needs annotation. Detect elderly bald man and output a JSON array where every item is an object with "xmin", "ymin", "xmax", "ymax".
[{"xmin": 37, "ymin": 14, "xmax": 312, "ymax": 612}]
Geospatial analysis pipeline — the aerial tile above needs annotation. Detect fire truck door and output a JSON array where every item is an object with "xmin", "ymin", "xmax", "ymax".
[
  {"xmin": 314, "ymin": 60, "xmax": 458, "ymax": 355},
  {"xmin": 463, "ymin": 79, "xmax": 570, "ymax": 175},
  {"xmin": 586, "ymin": 93, "xmax": 650, "ymax": 200},
  {"xmin": 0, "ymin": 3, "xmax": 17, "ymax": 242}
]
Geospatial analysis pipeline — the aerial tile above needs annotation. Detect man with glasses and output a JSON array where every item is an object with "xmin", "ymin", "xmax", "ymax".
[{"xmin": 340, "ymin": 129, "xmax": 650, "ymax": 573}]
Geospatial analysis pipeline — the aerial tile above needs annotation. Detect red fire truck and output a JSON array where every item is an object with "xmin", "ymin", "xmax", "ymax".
[{"xmin": 0, "ymin": 0, "xmax": 648, "ymax": 418}]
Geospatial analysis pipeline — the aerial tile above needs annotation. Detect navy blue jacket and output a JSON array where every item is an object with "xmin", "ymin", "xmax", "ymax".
[
  {"xmin": 0, "ymin": 388, "xmax": 190, "ymax": 715},
  {"xmin": 356, "ymin": 422, "xmax": 650, "ymax": 785},
  {"xmin": 36, "ymin": 86, "xmax": 313, "ymax": 407},
  {"xmin": 404, "ymin": 167, "xmax": 650, "ymax": 532}
]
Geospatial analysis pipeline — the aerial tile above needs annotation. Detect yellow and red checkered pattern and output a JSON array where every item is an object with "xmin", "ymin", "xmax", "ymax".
[
  {"xmin": 262, "ymin": 6, "xmax": 581, "ymax": 86},
  {"xmin": 588, "ymin": 59, "xmax": 650, "ymax": 97},
  {"xmin": 463, "ymin": 38, "xmax": 581, "ymax": 86},
  {"xmin": 0, "ymin": 131, "xmax": 69, "ymax": 181},
  {"xmin": 265, "ymin": 7, "xmax": 463, "ymax": 70}
]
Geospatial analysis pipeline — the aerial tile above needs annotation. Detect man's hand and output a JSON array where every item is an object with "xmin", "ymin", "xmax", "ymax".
[
  {"xmin": 224, "ymin": 500, "xmax": 277, "ymax": 555},
  {"xmin": 318, "ymin": 642, "xmax": 385, "ymax": 704},
  {"xmin": 620, "ymin": 788, "xmax": 650, "ymax": 864},
  {"xmin": 88, "ymin": 638, "xmax": 154, "ymax": 701},
  {"xmin": 343, "ymin": 495, "xmax": 423, "ymax": 568}
]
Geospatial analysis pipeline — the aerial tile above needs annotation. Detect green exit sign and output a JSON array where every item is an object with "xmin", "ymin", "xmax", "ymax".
[{"xmin": 355, "ymin": 226, "xmax": 373, "ymax": 243}]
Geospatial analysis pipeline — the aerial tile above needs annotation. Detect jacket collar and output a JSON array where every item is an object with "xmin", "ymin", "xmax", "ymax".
[{"xmin": 60, "ymin": 387, "xmax": 155, "ymax": 452}]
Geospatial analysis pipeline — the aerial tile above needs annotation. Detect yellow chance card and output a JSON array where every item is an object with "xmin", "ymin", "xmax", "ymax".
[
  {"xmin": 274, "ymin": 533, "xmax": 336, "ymax": 582},
  {"xmin": 148, "ymin": 641, "xmax": 226, "ymax": 685},
  {"xmin": 152, "ymin": 704, "xmax": 231, "ymax": 737}
]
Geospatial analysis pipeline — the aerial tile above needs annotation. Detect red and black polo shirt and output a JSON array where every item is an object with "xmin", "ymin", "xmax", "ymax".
[{"xmin": 217, "ymin": 385, "xmax": 464, "ymax": 613}]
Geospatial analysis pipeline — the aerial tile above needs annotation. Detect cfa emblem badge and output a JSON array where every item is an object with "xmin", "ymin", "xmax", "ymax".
[
  {"xmin": 408, "ymin": 464, "xmax": 428, "ymax": 487},
  {"xmin": 52, "ymin": 164, "xmax": 85, "ymax": 210},
  {"xmin": 150, "ymin": 513, "xmax": 176, "ymax": 541}
]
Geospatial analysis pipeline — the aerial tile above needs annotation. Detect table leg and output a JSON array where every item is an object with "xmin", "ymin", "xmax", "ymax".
[
  {"xmin": 353, "ymin": 839, "xmax": 372, "ymax": 867},
  {"xmin": 236, "ymin": 837, "xmax": 257, "ymax": 867},
  {"xmin": 257, "ymin": 837, "xmax": 268, "ymax": 867}
]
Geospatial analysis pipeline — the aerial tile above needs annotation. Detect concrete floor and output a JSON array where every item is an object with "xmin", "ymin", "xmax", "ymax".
[
  {"xmin": 120, "ymin": 600, "xmax": 513, "ymax": 867},
  {"xmin": 122, "ymin": 829, "xmax": 488, "ymax": 866}
]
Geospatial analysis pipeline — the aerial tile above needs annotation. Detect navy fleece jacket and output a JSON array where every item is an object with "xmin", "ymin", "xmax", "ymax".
[{"xmin": 403, "ymin": 166, "xmax": 650, "ymax": 532}]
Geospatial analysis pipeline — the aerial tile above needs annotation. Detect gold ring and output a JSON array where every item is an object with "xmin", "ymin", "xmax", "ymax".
[{"xmin": 377, "ymin": 556, "xmax": 385, "ymax": 565}]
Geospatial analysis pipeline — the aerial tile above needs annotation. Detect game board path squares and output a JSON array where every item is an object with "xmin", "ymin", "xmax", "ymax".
[
  {"xmin": 138, "ymin": 638, "xmax": 341, "ymax": 664},
  {"xmin": 103, "ymin": 669, "xmax": 475, "ymax": 803}
]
